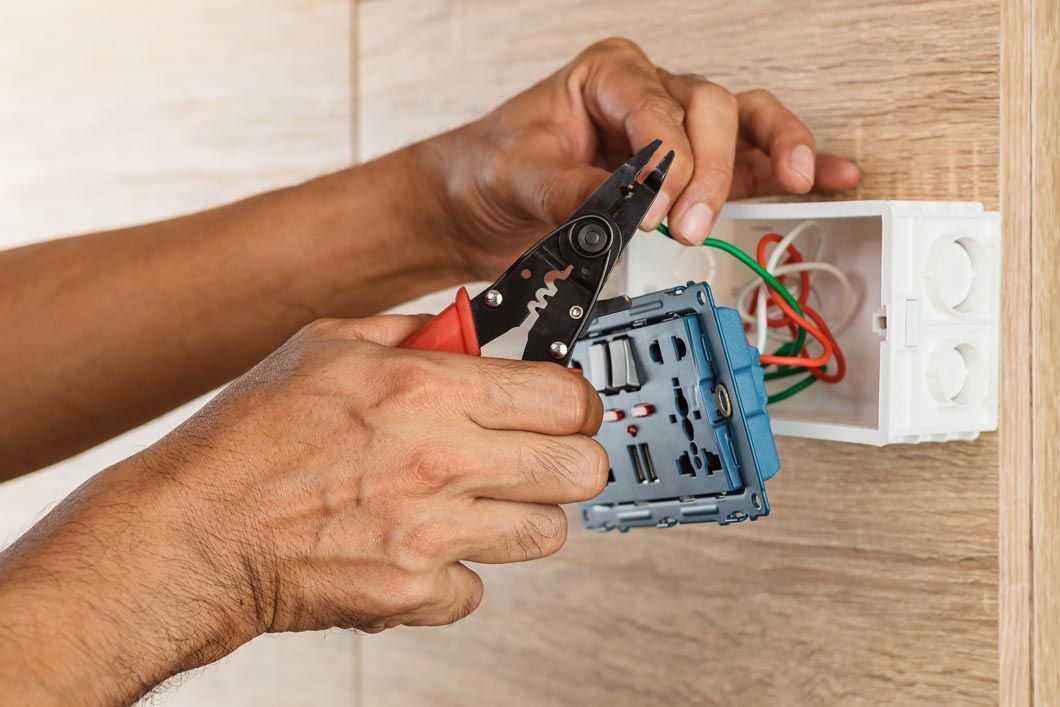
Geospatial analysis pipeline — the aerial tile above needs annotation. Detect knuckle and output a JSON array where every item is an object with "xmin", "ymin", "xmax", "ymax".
[
  {"xmin": 514, "ymin": 509, "xmax": 567, "ymax": 559},
  {"xmin": 296, "ymin": 318, "xmax": 343, "ymax": 341},
  {"xmin": 478, "ymin": 359, "xmax": 538, "ymax": 398},
  {"xmin": 407, "ymin": 445, "xmax": 461, "ymax": 491},
  {"xmin": 694, "ymin": 163, "xmax": 736, "ymax": 189},
  {"xmin": 742, "ymin": 87, "xmax": 777, "ymax": 106},
  {"xmin": 691, "ymin": 81, "xmax": 738, "ymax": 112},
  {"xmin": 389, "ymin": 522, "xmax": 447, "ymax": 574},
  {"xmin": 395, "ymin": 573, "xmax": 445, "ymax": 613},
  {"xmin": 587, "ymin": 36, "xmax": 642, "ymax": 58},
  {"xmin": 582, "ymin": 439, "xmax": 610, "ymax": 497},
  {"xmin": 546, "ymin": 370, "xmax": 596, "ymax": 432},
  {"xmin": 447, "ymin": 574, "xmax": 484, "ymax": 625},
  {"xmin": 633, "ymin": 92, "xmax": 685, "ymax": 127},
  {"xmin": 541, "ymin": 436, "xmax": 608, "ymax": 499},
  {"xmin": 519, "ymin": 438, "xmax": 578, "ymax": 491},
  {"xmin": 381, "ymin": 360, "xmax": 442, "ymax": 409},
  {"xmin": 408, "ymin": 521, "xmax": 447, "ymax": 558}
]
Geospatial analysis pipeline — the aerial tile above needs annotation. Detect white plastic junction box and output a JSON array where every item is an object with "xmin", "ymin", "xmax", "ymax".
[{"xmin": 622, "ymin": 200, "xmax": 1001, "ymax": 446}]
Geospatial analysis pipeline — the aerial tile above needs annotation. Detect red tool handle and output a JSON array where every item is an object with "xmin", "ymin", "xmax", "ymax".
[{"xmin": 398, "ymin": 286, "xmax": 481, "ymax": 355}]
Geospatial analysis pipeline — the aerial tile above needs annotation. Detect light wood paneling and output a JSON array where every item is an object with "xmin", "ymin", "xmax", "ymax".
[
  {"xmin": 0, "ymin": 0, "xmax": 354, "ymax": 246},
  {"xmin": 0, "ymin": 1, "xmax": 358, "ymax": 704},
  {"xmin": 356, "ymin": 1, "xmax": 1006, "ymax": 705},
  {"xmin": 999, "ymin": 0, "xmax": 1034, "ymax": 702},
  {"xmin": 1032, "ymin": 0, "xmax": 1060, "ymax": 703}
]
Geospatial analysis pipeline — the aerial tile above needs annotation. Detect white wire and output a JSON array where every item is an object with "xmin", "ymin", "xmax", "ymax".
[
  {"xmin": 754, "ymin": 221, "xmax": 822, "ymax": 351},
  {"xmin": 737, "ymin": 260, "xmax": 856, "ymax": 344}
]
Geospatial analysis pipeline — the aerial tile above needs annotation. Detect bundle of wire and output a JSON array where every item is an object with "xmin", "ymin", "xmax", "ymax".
[{"xmin": 655, "ymin": 221, "xmax": 847, "ymax": 405}]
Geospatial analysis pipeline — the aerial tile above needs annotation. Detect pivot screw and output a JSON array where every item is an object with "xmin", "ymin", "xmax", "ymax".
[
  {"xmin": 548, "ymin": 341, "xmax": 569, "ymax": 360},
  {"xmin": 484, "ymin": 289, "xmax": 503, "ymax": 308},
  {"xmin": 569, "ymin": 305, "xmax": 584, "ymax": 320},
  {"xmin": 571, "ymin": 221, "xmax": 610, "ymax": 258}
]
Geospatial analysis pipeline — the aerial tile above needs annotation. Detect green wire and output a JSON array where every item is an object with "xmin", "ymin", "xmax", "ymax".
[
  {"xmin": 655, "ymin": 223, "xmax": 817, "ymax": 404},
  {"xmin": 764, "ymin": 371, "xmax": 817, "ymax": 403}
]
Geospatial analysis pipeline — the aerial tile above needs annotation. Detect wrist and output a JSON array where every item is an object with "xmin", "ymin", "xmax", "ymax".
[
  {"xmin": 287, "ymin": 143, "xmax": 477, "ymax": 317},
  {"xmin": 404, "ymin": 126, "xmax": 488, "ymax": 277},
  {"xmin": 0, "ymin": 453, "xmax": 257, "ymax": 704}
]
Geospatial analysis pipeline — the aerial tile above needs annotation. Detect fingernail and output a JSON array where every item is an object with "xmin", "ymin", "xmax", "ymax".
[
  {"xmin": 675, "ymin": 203, "xmax": 714, "ymax": 243},
  {"xmin": 789, "ymin": 145, "xmax": 815, "ymax": 187},
  {"xmin": 642, "ymin": 191, "xmax": 670, "ymax": 229}
]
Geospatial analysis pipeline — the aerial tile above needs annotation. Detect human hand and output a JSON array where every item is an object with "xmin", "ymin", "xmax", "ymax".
[
  {"xmin": 0, "ymin": 314, "xmax": 607, "ymax": 703},
  {"xmin": 155, "ymin": 314, "xmax": 606, "ymax": 636},
  {"xmin": 414, "ymin": 37, "xmax": 861, "ymax": 276}
]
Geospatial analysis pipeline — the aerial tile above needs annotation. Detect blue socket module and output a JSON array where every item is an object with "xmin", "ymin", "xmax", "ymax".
[{"xmin": 571, "ymin": 282, "xmax": 781, "ymax": 531}]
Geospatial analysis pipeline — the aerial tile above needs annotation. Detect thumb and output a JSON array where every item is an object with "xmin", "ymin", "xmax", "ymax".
[{"xmin": 516, "ymin": 158, "xmax": 612, "ymax": 226}]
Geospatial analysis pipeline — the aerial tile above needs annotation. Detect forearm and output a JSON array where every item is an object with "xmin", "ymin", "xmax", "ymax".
[
  {"xmin": 0, "ymin": 454, "xmax": 253, "ymax": 705},
  {"xmin": 0, "ymin": 144, "xmax": 468, "ymax": 477}
]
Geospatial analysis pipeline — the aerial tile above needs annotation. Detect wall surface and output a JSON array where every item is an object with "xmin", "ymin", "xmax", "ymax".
[
  {"xmin": 1031, "ymin": 0, "xmax": 1060, "ymax": 702},
  {"xmin": 355, "ymin": 1, "xmax": 1007, "ymax": 705},
  {"xmin": 2, "ymin": 0, "xmax": 1051, "ymax": 704},
  {"xmin": 0, "ymin": 1, "xmax": 357, "ymax": 704}
]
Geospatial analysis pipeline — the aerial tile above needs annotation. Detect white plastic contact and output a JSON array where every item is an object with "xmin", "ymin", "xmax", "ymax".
[{"xmin": 622, "ymin": 200, "xmax": 1001, "ymax": 446}]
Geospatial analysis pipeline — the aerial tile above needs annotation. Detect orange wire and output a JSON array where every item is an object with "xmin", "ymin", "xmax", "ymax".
[
  {"xmin": 747, "ymin": 240, "xmax": 810, "ymax": 327},
  {"xmin": 803, "ymin": 307, "xmax": 846, "ymax": 383},
  {"xmin": 757, "ymin": 294, "xmax": 832, "ymax": 368},
  {"xmin": 755, "ymin": 233, "xmax": 836, "ymax": 370}
]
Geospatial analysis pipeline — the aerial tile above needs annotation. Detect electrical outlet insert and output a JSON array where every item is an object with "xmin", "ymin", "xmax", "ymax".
[
  {"xmin": 623, "ymin": 200, "xmax": 1001, "ymax": 446},
  {"xmin": 572, "ymin": 283, "xmax": 780, "ymax": 531}
]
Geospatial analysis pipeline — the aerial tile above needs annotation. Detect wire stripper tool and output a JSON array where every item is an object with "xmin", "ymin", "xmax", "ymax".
[
  {"xmin": 399, "ymin": 140, "xmax": 673, "ymax": 362},
  {"xmin": 400, "ymin": 140, "xmax": 780, "ymax": 531}
]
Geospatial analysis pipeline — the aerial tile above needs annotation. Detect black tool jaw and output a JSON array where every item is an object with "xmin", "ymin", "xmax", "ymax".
[
  {"xmin": 469, "ymin": 213, "xmax": 619, "ymax": 363},
  {"xmin": 468, "ymin": 139, "xmax": 674, "ymax": 364}
]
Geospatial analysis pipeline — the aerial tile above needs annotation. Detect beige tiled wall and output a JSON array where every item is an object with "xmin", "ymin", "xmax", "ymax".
[{"xmin": 0, "ymin": 1, "xmax": 358, "ymax": 703}]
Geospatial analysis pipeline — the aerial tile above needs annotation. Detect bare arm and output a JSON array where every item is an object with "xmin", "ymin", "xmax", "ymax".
[
  {"xmin": 0, "ymin": 38, "xmax": 862, "ymax": 705},
  {"xmin": 0, "ymin": 38, "xmax": 858, "ymax": 480},
  {"xmin": 0, "ymin": 147, "xmax": 465, "ymax": 477},
  {"xmin": 0, "ymin": 316, "xmax": 606, "ymax": 704}
]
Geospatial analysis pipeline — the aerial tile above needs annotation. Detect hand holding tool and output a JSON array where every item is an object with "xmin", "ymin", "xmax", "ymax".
[{"xmin": 399, "ymin": 140, "xmax": 675, "ymax": 364}]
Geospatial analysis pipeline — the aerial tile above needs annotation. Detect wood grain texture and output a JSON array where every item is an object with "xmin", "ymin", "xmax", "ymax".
[
  {"xmin": 1032, "ymin": 0, "xmax": 1060, "ymax": 702},
  {"xmin": 355, "ymin": 2, "xmax": 1004, "ymax": 705},
  {"xmin": 999, "ymin": 0, "xmax": 1034, "ymax": 702},
  {"xmin": 0, "ymin": 2, "xmax": 358, "ymax": 704}
]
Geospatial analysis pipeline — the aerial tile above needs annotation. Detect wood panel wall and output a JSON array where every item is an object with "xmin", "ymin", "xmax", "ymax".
[
  {"xmin": 1031, "ymin": 0, "xmax": 1060, "ymax": 702},
  {"xmin": 3, "ymin": 0, "xmax": 1050, "ymax": 704},
  {"xmin": 354, "ymin": 1, "xmax": 1013, "ymax": 705},
  {"xmin": 0, "ymin": 2, "xmax": 359, "ymax": 704}
]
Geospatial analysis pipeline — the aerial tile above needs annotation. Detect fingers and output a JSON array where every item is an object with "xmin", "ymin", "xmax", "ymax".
[
  {"xmin": 457, "ymin": 430, "xmax": 608, "ymax": 504},
  {"xmin": 730, "ymin": 149, "xmax": 863, "ymax": 200},
  {"xmin": 657, "ymin": 70, "xmax": 740, "ymax": 245},
  {"xmin": 298, "ymin": 314, "xmax": 434, "ymax": 347},
  {"xmin": 812, "ymin": 153, "xmax": 863, "ymax": 192},
  {"xmin": 575, "ymin": 38, "xmax": 695, "ymax": 227},
  {"xmin": 403, "ymin": 563, "xmax": 485, "ymax": 627},
  {"xmin": 452, "ymin": 356, "xmax": 603, "ymax": 436},
  {"xmin": 460, "ymin": 501, "xmax": 569, "ymax": 564},
  {"xmin": 566, "ymin": 39, "xmax": 861, "ymax": 241},
  {"xmin": 735, "ymin": 89, "xmax": 819, "ymax": 195}
]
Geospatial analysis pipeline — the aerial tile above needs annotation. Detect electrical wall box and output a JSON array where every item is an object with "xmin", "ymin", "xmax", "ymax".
[{"xmin": 623, "ymin": 201, "xmax": 1001, "ymax": 446}]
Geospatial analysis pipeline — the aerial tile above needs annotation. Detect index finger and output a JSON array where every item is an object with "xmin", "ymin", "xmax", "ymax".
[
  {"xmin": 657, "ymin": 70, "xmax": 740, "ymax": 244},
  {"xmin": 574, "ymin": 38, "xmax": 694, "ymax": 227},
  {"xmin": 455, "ymin": 356, "xmax": 603, "ymax": 436}
]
